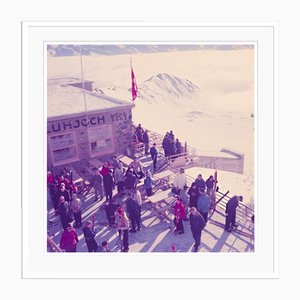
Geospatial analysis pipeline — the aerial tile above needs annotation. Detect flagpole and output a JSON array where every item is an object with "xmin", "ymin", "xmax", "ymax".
[{"xmin": 79, "ymin": 45, "xmax": 89, "ymax": 123}]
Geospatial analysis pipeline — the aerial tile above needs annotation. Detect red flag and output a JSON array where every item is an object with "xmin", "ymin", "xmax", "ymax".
[{"xmin": 131, "ymin": 59, "xmax": 138, "ymax": 101}]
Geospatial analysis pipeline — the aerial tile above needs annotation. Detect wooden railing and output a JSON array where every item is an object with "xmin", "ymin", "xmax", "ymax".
[{"xmin": 47, "ymin": 234, "xmax": 63, "ymax": 252}]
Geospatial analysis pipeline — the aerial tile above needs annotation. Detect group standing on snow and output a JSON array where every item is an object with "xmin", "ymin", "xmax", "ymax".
[{"xmin": 47, "ymin": 123, "xmax": 244, "ymax": 253}]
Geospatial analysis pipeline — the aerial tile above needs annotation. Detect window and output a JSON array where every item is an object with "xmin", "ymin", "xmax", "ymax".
[
  {"xmin": 49, "ymin": 132, "xmax": 78, "ymax": 165},
  {"xmin": 88, "ymin": 125, "xmax": 115, "ymax": 157}
]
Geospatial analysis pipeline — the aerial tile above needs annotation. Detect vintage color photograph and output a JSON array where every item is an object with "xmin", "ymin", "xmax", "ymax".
[{"xmin": 46, "ymin": 44, "xmax": 255, "ymax": 253}]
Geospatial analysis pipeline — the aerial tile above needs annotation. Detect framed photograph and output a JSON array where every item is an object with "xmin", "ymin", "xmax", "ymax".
[{"xmin": 22, "ymin": 21, "xmax": 277, "ymax": 278}]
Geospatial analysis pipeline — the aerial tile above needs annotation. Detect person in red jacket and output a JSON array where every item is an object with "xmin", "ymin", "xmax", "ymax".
[
  {"xmin": 100, "ymin": 162, "xmax": 111, "ymax": 176},
  {"xmin": 173, "ymin": 196, "xmax": 185, "ymax": 234},
  {"xmin": 59, "ymin": 223, "xmax": 79, "ymax": 252},
  {"xmin": 47, "ymin": 171, "xmax": 55, "ymax": 186}
]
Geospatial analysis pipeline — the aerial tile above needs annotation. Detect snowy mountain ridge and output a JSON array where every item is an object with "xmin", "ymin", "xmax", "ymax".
[
  {"xmin": 47, "ymin": 44, "xmax": 254, "ymax": 57},
  {"xmin": 97, "ymin": 73, "xmax": 200, "ymax": 105}
]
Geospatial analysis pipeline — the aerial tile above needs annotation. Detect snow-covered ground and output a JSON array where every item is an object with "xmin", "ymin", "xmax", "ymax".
[{"xmin": 47, "ymin": 47, "xmax": 254, "ymax": 205}]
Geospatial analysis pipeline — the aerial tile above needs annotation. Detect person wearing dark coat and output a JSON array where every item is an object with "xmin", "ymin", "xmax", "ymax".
[
  {"xmin": 49, "ymin": 180, "xmax": 59, "ymax": 211},
  {"xmin": 143, "ymin": 129, "xmax": 150, "ymax": 155},
  {"xmin": 124, "ymin": 170, "xmax": 137, "ymax": 191},
  {"xmin": 103, "ymin": 170, "xmax": 114, "ymax": 201},
  {"xmin": 83, "ymin": 220, "xmax": 98, "ymax": 252},
  {"xmin": 57, "ymin": 183, "xmax": 71, "ymax": 203},
  {"xmin": 57, "ymin": 196, "xmax": 70, "ymax": 230},
  {"xmin": 169, "ymin": 130, "xmax": 174, "ymax": 140},
  {"xmin": 175, "ymin": 139, "xmax": 182, "ymax": 155},
  {"xmin": 188, "ymin": 182, "xmax": 199, "ymax": 208},
  {"xmin": 225, "ymin": 195, "xmax": 243, "ymax": 232},
  {"xmin": 169, "ymin": 139, "xmax": 177, "ymax": 158},
  {"xmin": 104, "ymin": 200, "xmax": 118, "ymax": 226},
  {"xmin": 149, "ymin": 143, "xmax": 158, "ymax": 172},
  {"xmin": 136, "ymin": 124, "xmax": 144, "ymax": 143},
  {"xmin": 189, "ymin": 207, "xmax": 206, "ymax": 252},
  {"xmin": 126, "ymin": 196, "xmax": 141, "ymax": 232},
  {"xmin": 90, "ymin": 168, "xmax": 103, "ymax": 201},
  {"xmin": 162, "ymin": 133, "xmax": 170, "ymax": 157},
  {"xmin": 194, "ymin": 174, "xmax": 206, "ymax": 191}
]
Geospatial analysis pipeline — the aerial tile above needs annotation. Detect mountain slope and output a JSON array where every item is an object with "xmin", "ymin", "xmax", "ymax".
[{"xmin": 97, "ymin": 73, "xmax": 200, "ymax": 105}]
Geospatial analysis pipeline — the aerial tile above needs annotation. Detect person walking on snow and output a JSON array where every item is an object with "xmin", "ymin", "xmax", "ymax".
[
  {"xmin": 144, "ymin": 170, "xmax": 154, "ymax": 197},
  {"xmin": 189, "ymin": 207, "xmax": 206, "ymax": 252},
  {"xmin": 150, "ymin": 143, "xmax": 158, "ymax": 172},
  {"xmin": 173, "ymin": 168, "xmax": 187, "ymax": 194},
  {"xmin": 225, "ymin": 195, "xmax": 243, "ymax": 232},
  {"xmin": 173, "ymin": 196, "xmax": 185, "ymax": 234},
  {"xmin": 59, "ymin": 223, "xmax": 79, "ymax": 252},
  {"xmin": 197, "ymin": 188, "xmax": 211, "ymax": 223}
]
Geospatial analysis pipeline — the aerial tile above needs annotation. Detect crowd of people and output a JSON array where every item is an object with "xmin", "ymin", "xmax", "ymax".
[
  {"xmin": 133, "ymin": 124, "xmax": 184, "ymax": 170},
  {"xmin": 47, "ymin": 124, "xmax": 245, "ymax": 253}
]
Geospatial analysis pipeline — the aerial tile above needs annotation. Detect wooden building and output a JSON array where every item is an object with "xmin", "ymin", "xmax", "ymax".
[{"xmin": 47, "ymin": 77, "xmax": 134, "ymax": 170}]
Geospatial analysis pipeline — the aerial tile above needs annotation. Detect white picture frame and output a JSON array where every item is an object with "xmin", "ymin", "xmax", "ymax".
[{"xmin": 22, "ymin": 21, "xmax": 278, "ymax": 279}]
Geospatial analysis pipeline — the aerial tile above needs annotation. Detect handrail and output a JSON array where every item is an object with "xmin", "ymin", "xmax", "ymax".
[
  {"xmin": 47, "ymin": 234, "xmax": 63, "ymax": 252},
  {"xmin": 134, "ymin": 125, "xmax": 254, "ymax": 222}
]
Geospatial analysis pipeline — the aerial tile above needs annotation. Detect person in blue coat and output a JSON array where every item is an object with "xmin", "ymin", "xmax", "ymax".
[
  {"xmin": 144, "ymin": 170, "xmax": 154, "ymax": 197},
  {"xmin": 197, "ymin": 188, "xmax": 211, "ymax": 222}
]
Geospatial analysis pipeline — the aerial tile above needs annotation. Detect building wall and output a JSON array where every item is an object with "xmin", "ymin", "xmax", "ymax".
[{"xmin": 47, "ymin": 107, "xmax": 133, "ymax": 170}]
